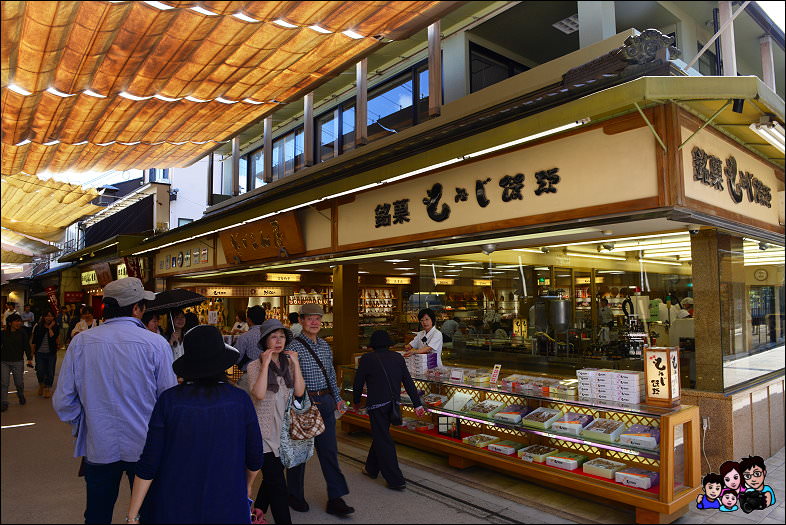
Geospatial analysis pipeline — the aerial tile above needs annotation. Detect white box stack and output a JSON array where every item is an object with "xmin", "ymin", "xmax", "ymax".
[
  {"xmin": 576, "ymin": 368, "xmax": 599, "ymax": 400},
  {"xmin": 404, "ymin": 354, "xmax": 431, "ymax": 377},
  {"xmin": 612, "ymin": 371, "xmax": 645, "ymax": 404},
  {"xmin": 576, "ymin": 369, "xmax": 645, "ymax": 404}
]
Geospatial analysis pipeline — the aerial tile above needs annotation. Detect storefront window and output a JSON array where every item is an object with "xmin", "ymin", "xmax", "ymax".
[{"xmin": 720, "ymin": 236, "xmax": 785, "ymax": 390}]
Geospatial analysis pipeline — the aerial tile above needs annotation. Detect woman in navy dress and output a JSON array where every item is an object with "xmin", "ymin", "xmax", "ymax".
[{"xmin": 125, "ymin": 325, "xmax": 264, "ymax": 524}]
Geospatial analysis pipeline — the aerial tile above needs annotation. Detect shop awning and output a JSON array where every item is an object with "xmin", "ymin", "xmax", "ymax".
[
  {"xmin": 1, "ymin": 1, "xmax": 459, "ymax": 176},
  {"xmin": 1, "ymin": 172, "xmax": 103, "ymax": 241},
  {"xmin": 59, "ymin": 234, "xmax": 146, "ymax": 263},
  {"xmin": 130, "ymin": 74, "xmax": 785, "ymax": 256}
]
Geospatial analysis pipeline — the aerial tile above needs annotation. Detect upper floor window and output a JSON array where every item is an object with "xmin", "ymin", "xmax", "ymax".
[
  {"xmin": 696, "ymin": 42, "xmax": 719, "ymax": 76},
  {"xmin": 249, "ymin": 148, "xmax": 265, "ymax": 189},
  {"xmin": 469, "ymin": 42, "xmax": 527, "ymax": 93},
  {"xmin": 147, "ymin": 168, "xmax": 170, "ymax": 183}
]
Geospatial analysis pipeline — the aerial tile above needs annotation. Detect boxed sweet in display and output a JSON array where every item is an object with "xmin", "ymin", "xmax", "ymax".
[
  {"xmin": 501, "ymin": 374, "xmax": 525, "ymax": 391},
  {"xmin": 414, "ymin": 422, "xmax": 435, "ymax": 432},
  {"xmin": 545, "ymin": 451, "xmax": 588, "ymax": 471},
  {"xmin": 521, "ymin": 407, "xmax": 563, "ymax": 429},
  {"xmin": 466, "ymin": 399, "xmax": 506, "ymax": 418},
  {"xmin": 487, "ymin": 440, "xmax": 525, "ymax": 455},
  {"xmin": 615, "ymin": 467, "xmax": 660, "ymax": 490},
  {"xmin": 518, "ymin": 445, "xmax": 560, "ymax": 463},
  {"xmin": 493, "ymin": 404, "xmax": 532, "ymax": 424},
  {"xmin": 551, "ymin": 379, "xmax": 579, "ymax": 397},
  {"xmin": 445, "ymin": 392, "xmax": 475, "ymax": 412},
  {"xmin": 462, "ymin": 433, "xmax": 501, "ymax": 448},
  {"xmin": 437, "ymin": 416, "xmax": 461, "ymax": 439},
  {"xmin": 581, "ymin": 418, "xmax": 626, "ymax": 443},
  {"xmin": 551, "ymin": 412, "xmax": 594, "ymax": 435},
  {"xmin": 421, "ymin": 393, "xmax": 448, "ymax": 408},
  {"xmin": 619, "ymin": 424, "xmax": 660, "ymax": 450},
  {"xmin": 425, "ymin": 367, "xmax": 452, "ymax": 381},
  {"xmin": 582, "ymin": 458, "xmax": 628, "ymax": 479}
]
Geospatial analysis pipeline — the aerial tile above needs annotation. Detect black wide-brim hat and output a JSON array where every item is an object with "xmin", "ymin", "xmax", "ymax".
[
  {"xmin": 173, "ymin": 325, "xmax": 239, "ymax": 379},
  {"xmin": 369, "ymin": 329, "xmax": 395, "ymax": 350}
]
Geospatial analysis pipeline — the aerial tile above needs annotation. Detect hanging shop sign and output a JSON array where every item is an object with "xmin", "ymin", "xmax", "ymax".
[
  {"xmin": 385, "ymin": 277, "xmax": 412, "ymax": 285},
  {"xmin": 473, "ymin": 279, "xmax": 492, "ymax": 287},
  {"xmin": 194, "ymin": 286, "xmax": 286, "ymax": 298},
  {"xmin": 64, "ymin": 292, "xmax": 84, "ymax": 304},
  {"xmin": 220, "ymin": 212, "xmax": 305, "ymax": 264},
  {"xmin": 44, "ymin": 286, "xmax": 60, "ymax": 315},
  {"xmin": 123, "ymin": 256, "xmax": 143, "ymax": 278},
  {"xmin": 681, "ymin": 127, "xmax": 780, "ymax": 227},
  {"xmin": 92, "ymin": 262, "xmax": 113, "ymax": 287},
  {"xmin": 266, "ymin": 273, "xmax": 301, "ymax": 282},
  {"xmin": 81, "ymin": 270, "xmax": 98, "ymax": 286},
  {"xmin": 337, "ymin": 126, "xmax": 659, "ymax": 246},
  {"xmin": 644, "ymin": 346, "xmax": 680, "ymax": 407}
]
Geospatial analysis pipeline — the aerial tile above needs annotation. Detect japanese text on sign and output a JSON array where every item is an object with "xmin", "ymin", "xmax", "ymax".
[{"xmin": 691, "ymin": 147, "xmax": 772, "ymax": 208}]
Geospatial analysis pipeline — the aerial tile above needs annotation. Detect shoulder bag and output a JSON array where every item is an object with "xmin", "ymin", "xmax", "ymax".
[
  {"xmin": 374, "ymin": 353, "xmax": 403, "ymax": 426},
  {"xmin": 281, "ymin": 392, "xmax": 317, "ymax": 467}
]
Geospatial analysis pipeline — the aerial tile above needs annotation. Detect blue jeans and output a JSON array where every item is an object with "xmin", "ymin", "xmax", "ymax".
[
  {"xmin": 35, "ymin": 352, "xmax": 57, "ymax": 387},
  {"xmin": 82, "ymin": 460, "xmax": 136, "ymax": 524},
  {"xmin": 287, "ymin": 393, "xmax": 349, "ymax": 501},
  {"xmin": 1, "ymin": 361, "xmax": 24, "ymax": 407}
]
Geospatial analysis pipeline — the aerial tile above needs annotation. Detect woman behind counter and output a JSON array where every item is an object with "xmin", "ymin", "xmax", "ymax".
[{"xmin": 403, "ymin": 308, "xmax": 443, "ymax": 368}]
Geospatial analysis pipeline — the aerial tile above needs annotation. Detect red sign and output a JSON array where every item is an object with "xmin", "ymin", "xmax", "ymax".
[
  {"xmin": 44, "ymin": 286, "xmax": 60, "ymax": 315},
  {"xmin": 123, "ymin": 257, "xmax": 142, "ymax": 279},
  {"xmin": 64, "ymin": 292, "xmax": 84, "ymax": 304}
]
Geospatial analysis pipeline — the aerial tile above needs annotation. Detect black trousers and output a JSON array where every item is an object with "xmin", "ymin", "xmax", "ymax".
[
  {"xmin": 366, "ymin": 403, "xmax": 405, "ymax": 487},
  {"xmin": 256, "ymin": 452, "xmax": 291, "ymax": 524},
  {"xmin": 287, "ymin": 393, "xmax": 349, "ymax": 501}
]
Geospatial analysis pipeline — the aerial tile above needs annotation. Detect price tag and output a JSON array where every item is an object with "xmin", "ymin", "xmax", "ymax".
[{"xmin": 490, "ymin": 364, "xmax": 502, "ymax": 384}]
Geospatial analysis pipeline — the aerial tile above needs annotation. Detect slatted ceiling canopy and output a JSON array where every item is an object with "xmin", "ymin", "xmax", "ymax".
[
  {"xmin": 1, "ymin": 1, "xmax": 457, "ymax": 176},
  {"xmin": 1, "ymin": 249, "xmax": 34, "ymax": 264},
  {"xmin": 1, "ymin": 173, "xmax": 103, "ymax": 241},
  {"xmin": 0, "ymin": 228, "xmax": 60, "ymax": 254}
]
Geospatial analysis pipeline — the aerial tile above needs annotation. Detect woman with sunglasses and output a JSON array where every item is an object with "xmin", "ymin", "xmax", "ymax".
[{"xmin": 403, "ymin": 308, "xmax": 444, "ymax": 368}]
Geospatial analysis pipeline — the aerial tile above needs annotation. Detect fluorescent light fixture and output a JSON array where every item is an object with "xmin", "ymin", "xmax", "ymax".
[
  {"xmin": 8, "ymin": 83, "xmax": 31, "ymax": 96},
  {"xmin": 83, "ymin": 89, "xmax": 106, "ymax": 98},
  {"xmin": 381, "ymin": 157, "xmax": 463, "ymax": 184},
  {"xmin": 447, "ymin": 262, "xmax": 476, "ymax": 266},
  {"xmin": 512, "ymin": 248, "xmax": 542, "ymax": 253},
  {"xmin": 295, "ymin": 268, "xmax": 314, "ymax": 271},
  {"xmin": 46, "ymin": 86, "xmax": 76, "ymax": 97},
  {"xmin": 144, "ymin": 1, "xmax": 175, "ymax": 9},
  {"xmin": 274, "ymin": 19, "xmax": 298, "ymax": 28},
  {"xmin": 399, "ymin": 272, "xmax": 416, "ymax": 276},
  {"xmin": 750, "ymin": 121, "xmax": 785, "ymax": 153},
  {"xmin": 638, "ymin": 259, "xmax": 683, "ymax": 266},
  {"xmin": 309, "ymin": 25, "xmax": 332, "ymax": 33},
  {"xmin": 190, "ymin": 6, "xmax": 218, "ymax": 16},
  {"xmin": 534, "ymin": 267, "xmax": 549, "ymax": 271},
  {"xmin": 119, "ymin": 91, "xmax": 153, "ymax": 101},
  {"xmin": 465, "ymin": 118, "xmax": 590, "ymax": 159},
  {"xmin": 342, "ymin": 29, "xmax": 364, "ymax": 39},
  {"xmin": 14, "ymin": 138, "xmax": 31, "ymax": 146},
  {"xmin": 597, "ymin": 270, "xmax": 625, "ymax": 274},
  {"xmin": 233, "ymin": 12, "xmax": 260, "ymax": 23},
  {"xmin": 393, "ymin": 267, "xmax": 414, "ymax": 270},
  {"xmin": 153, "ymin": 93, "xmax": 182, "ymax": 102},
  {"xmin": 215, "ymin": 97, "xmax": 238, "ymax": 104},
  {"xmin": 565, "ymin": 252, "xmax": 626, "ymax": 261},
  {"xmin": 547, "ymin": 232, "xmax": 688, "ymax": 249},
  {"xmin": 384, "ymin": 259, "xmax": 409, "ymax": 263},
  {"xmin": 612, "ymin": 241, "xmax": 692, "ymax": 252},
  {"xmin": 1, "ymin": 423, "xmax": 36, "ymax": 429},
  {"xmin": 358, "ymin": 271, "xmax": 369, "ymax": 274}
]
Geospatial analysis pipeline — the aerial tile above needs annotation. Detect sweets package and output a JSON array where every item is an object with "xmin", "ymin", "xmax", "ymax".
[
  {"xmin": 521, "ymin": 407, "xmax": 563, "ymax": 429},
  {"xmin": 551, "ymin": 412, "xmax": 594, "ymax": 436},
  {"xmin": 493, "ymin": 404, "xmax": 532, "ymax": 424},
  {"xmin": 425, "ymin": 367, "xmax": 452, "ymax": 381},
  {"xmin": 462, "ymin": 434, "xmax": 501, "ymax": 448},
  {"xmin": 466, "ymin": 399, "xmax": 506, "ymax": 417},
  {"xmin": 445, "ymin": 392, "xmax": 475, "ymax": 412},
  {"xmin": 581, "ymin": 418, "xmax": 626, "ymax": 443},
  {"xmin": 437, "ymin": 416, "xmax": 461, "ymax": 439},
  {"xmin": 619, "ymin": 424, "xmax": 660, "ymax": 450},
  {"xmin": 487, "ymin": 440, "xmax": 525, "ymax": 455},
  {"xmin": 615, "ymin": 467, "xmax": 659, "ymax": 490},
  {"xmin": 421, "ymin": 393, "xmax": 448, "ymax": 408},
  {"xmin": 546, "ymin": 452, "xmax": 588, "ymax": 471},
  {"xmin": 518, "ymin": 445, "xmax": 559, "ymax": 463},
  {"xmin": 582, "ymin": 458, "xmax": 627, "ymax": 479}
]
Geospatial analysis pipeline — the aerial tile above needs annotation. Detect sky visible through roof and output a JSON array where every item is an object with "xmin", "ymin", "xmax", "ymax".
[{"xmin": 33, "ymin": 1, "xmax": 786, "ymax": 190}]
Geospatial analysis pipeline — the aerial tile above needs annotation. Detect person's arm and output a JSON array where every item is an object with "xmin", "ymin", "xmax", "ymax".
[
  {"xmin": 285, "ymin": 350, "xmax": 305, "ymax": 398},
  {"xmin": 154, "ymin": 341, "xmax": 178, "ymax": 394},
  {"xmin": 250, "ymin": 351, "xmax": 273, "ymax": 401},
  {"xmin": 30, "ymin": 325, "xmax": 37, "ymax": 357},
  {"xmin": 423, "ymin": 330, "xmax": 443, "ymax": 354},
  {"xmin": 246, "ymin": 469, "xmax": 259, "ymax": 500},
  {"xmin": 52, "ymin": 344, "xmax": 83, "ymax": 435},
  {"xmin": 243, "ymin": 395, "xmax": 263, "ymax": 497},
  {"xmin": 23, "ymin": 331, "xmax": 32, "ymax": 363},
  {"xmin": 125, "ymin": 477, "xmax": 152, "ymax": 524},
  {"xmin": 352, "ymin": 357, "xmax": 367, "ymax": 406}
]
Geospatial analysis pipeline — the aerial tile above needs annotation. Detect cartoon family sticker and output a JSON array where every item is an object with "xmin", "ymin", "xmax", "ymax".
[{"xmin": 697, "ymin": 456, "xmax": 776, "ymax": 513}]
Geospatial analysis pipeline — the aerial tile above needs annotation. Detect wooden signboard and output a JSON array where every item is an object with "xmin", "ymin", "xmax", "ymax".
[
  {"xmin": 220, "ymin": 211, "xmax": 305, "ymax": 263},
  {"xmin": 644, "ymin": 346, "xmax": 680, "ymax": 407}
]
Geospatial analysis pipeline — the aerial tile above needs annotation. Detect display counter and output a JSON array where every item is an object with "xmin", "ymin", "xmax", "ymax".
[{"xmin": 338, "ymin": 364, "xmax": 700, "ymax": 524}]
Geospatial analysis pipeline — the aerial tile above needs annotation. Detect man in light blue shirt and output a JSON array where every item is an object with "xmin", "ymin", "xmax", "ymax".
[
  {"xmin": 234, "ymin": 305, "xmax": 266, "ymax": 392},
  {"xmin": 53, "ymin": 277, "xmax": 177, "ymax": 524}
]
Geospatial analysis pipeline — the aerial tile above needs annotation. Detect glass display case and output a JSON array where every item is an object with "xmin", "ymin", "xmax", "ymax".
[{"xmin": 339, "ymin": 365, "xmax": 700, "ymax": 523}]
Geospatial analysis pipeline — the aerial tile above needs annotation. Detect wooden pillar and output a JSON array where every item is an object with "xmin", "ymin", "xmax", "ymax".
[
  {"xmin": 333, "ymin": 264, "xmax": 359, "ymax": 366},
  {"xmin": 718, "ymin": 1, "xmax": 737, "ymax": 77},
  {"xmin": 427, "ymin": 21, "xmax": 442, "ymax": 118},
  {"xmin": 760, "ymin": 35, "xmax": 776, "ymax": 91},
  {"xmin": 304, "ymin": 92, "xmax": 314, "ymax": 167},
  {"xmin": 263, "ymin": 116, "xmax": 273, "ymax": 183},
  {"xmin": 231, "ymin": 136, "xmax": 240, "ymax": 196},
  {"xmin": 355, "ymin": 59, "xmax": 368, "ymax": 147}
]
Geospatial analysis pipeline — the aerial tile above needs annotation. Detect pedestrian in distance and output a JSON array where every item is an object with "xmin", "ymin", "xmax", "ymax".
[
  {"xmin": 52, "ymin": 277, "xmax": 177, "ymax": 524},
  {"xmin": 354, "ymin": 330, "xmax": 425, "ymax": 490},
  {"xmin": 125, "ymin": 325, "xmax": 264, "ymax": 524},
  {"xmin": 287, "ymin": 311, "xmax": 302, "ymax": 337},
  {"xmin": 2, "ymin": 302, "xmax": 18, "ymax": 330},
  {"xmin": 231, "ymin": 310, "xmax": 250, "ymax": 335},
  {"xmin": 286, "ymin": 303, "xmax": 354, "ymax": 517},
  {"xmin": 70, "ymin": 305, "xmax": 99, "ymax": 338},
  {"xmin": 30, "ymin": 309, "xmax": 60, "ymax": 398},
  {"xmin": 141, "ymin": 310, "xmax": 165, "ymax": 337},
  {"xmin": 165, "ymin": 309, "xmax": 187, "ymax": 361},
  {"xmin": 1, "ymin": 313, "xmax": 32, "ymax": 412},
  {"xmin": 20, "ymin": 304, "xmax": 35, "ymax": 338},
  {"xmin": 235, "ymin": 305, "xmax": 267, "ymax": 392},
  {"xmin": 248, "ymin": 319, "xmax": 309, "ymax": 524}
]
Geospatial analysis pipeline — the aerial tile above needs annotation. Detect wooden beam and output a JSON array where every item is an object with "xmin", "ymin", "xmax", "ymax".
[
  {"xmin": 428, "ymin": 21, "xmax": 442, "ymax": 118},
  {"xmin": 760, "ymin": 35, "xmax": 776, "ymax": 92},
  {"xmin": 304, "ymin": 92, "xmax": 314, "ymax": 167},
  {"xmin": 355, "ymin": 59, "xmax": 368, "ymax": 147},
  {"xmin": 263, "ymin": 116, "xmax": 273, "ymax": 183},
  {"xmin": 718, "ymin": 1, "xmax": 737, "ymax": 77}
]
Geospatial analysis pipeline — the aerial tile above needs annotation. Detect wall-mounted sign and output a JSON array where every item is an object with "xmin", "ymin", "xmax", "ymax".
[
  {"xmin": 176, "ymin": 252, "xmax": 184, "ymax": 267},
  {"xmin": 575, "ymin": 277, "xmax": 603, "ymax": 285},
  {"xmin": 195, "ymin": 287, "xmax": 286, "ymax": 298},
  {"xmin": 473, "ymin": 279, "xmax": 492, "ymax": 287},
  {"xmin": 385, "ymin": 277, "xmax": 412, "ymax": 285},
  {"xmin": 193, "ymin": 249, "xmax": 200, "ymax": 264},
  {"xmin": 116, "ymin": 264, "xmax": 128, "ymax": 279},
  {"xmin": 64, "ymin": 292, "xmax": 84, "ymax": 304},
  {"xmin": 434, "ymin": 278, "xmax": 455, "ymax": 285},
  {"xmin": 513, "ymin": 318, "xmax": 528, "ymax": 337},
  {"xmin": 644, "ymin": 346, "xmax": 680, "ymax": 407},
  {"xmin": 691, "ymin": 147, "xmax": 772, "ymax": 208},
  {"xmin": 266, "ymin": 273, "xmax": 301, "ymax": 282},
  {"xmin": 81, "ymin": 270, "xmax": 98, "ymax": 286},
  {"xmin": 208, "ymin": 310, "xmax": 218, "ymax": 325},
  {"xmin": 184, "ymin": 251, "xmax": 191, "ymax": 267},
  {"xmin": 200, "ymin": 248, "xmax": 208, "ymax": 264},
  {"xmin": 220, "ymin": 212, "xmax": 306, "ymax": 263}
]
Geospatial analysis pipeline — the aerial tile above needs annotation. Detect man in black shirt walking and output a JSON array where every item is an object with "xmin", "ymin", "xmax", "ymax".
[{"xmin": 1, "ymin": 313, "xmax": 32, "ymax": 411}]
